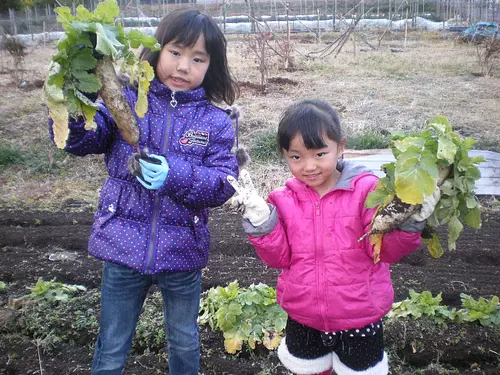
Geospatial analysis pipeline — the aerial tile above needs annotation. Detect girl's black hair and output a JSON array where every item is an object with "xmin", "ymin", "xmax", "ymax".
[
  {"xmin": 278, "ymin": 100, "xmax": 342, "ymax": 152},
  {"xmin": 140, "ymin": 8, "xmax": 239, "ymax": 105}
]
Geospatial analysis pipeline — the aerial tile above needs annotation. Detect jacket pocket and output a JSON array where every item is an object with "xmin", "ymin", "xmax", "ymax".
[
  {"xmin": 95, "ymin": 202, "xmax": 117, "ymax": 228},
  {"xmin": 192, "ymin": 214, "xmax": 209, "ymax": 249},
  {"xmin": 94, "ymin": 181, "xmax": 120, "ymax": 228}
]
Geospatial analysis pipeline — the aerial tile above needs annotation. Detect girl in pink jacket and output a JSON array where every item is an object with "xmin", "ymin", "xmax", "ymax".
[{"xmin": 228, "ymin": 100, "xmax": 439, "ymax": 375}]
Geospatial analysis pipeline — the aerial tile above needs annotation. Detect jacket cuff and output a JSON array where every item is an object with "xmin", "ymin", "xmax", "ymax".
[{"xmin": 242, "ymin": 204, "xmax": 277, "ymax": 237}]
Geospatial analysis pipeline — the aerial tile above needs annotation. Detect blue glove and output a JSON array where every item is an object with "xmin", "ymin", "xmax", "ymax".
[{"xmin": 137, "ymin": 154, "xmax": 169, "ymax": 190}]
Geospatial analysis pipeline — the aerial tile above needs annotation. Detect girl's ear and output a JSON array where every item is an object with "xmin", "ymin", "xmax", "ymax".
[
  {"xmin": 279, "ymin": 148, "xmax": 287, "ymax": 162},
  {"xmin": 338, "ymin": 136, "xmax": 347, "ymax": 157}
]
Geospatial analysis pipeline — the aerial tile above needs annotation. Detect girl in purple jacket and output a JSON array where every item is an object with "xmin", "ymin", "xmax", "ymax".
[
  {"xmin": 50, "ymin": 8, "xmax": 239, "ymax": 375},
  {"xmin": 229, "ymin": 100, "xmax": 439, "ymax": 375}
]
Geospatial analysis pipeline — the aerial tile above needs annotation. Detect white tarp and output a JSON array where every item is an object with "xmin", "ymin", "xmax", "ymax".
[{"xmin": 10, "ymin": 16, "xmax": 448, "ymax": 46}]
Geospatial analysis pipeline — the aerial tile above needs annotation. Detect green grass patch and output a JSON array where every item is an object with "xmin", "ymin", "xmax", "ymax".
[
  {"xmin": 0, "ymin": 143, "xmax": 70, "ymax": 175},
  {"xmin": 473, "ymin": 137, "xmax": 500, "ymax": 153},
  {"xmin": 0, "ymin": 144, "xmax": 24, "ymax": 167},
  {"xmin": 250, "ymin": 130, "xmax": 281, "ymax": 163},
  {"xmin": 347, "ymin": 131, "xmax": 390, "ymax": 150},
  {"xmin": 251, "ymin": 130, "xmax": 391, "ymax": 163},
  {"xmin": 23, "ymin": 147, "xmax": 69, "ymax": 175}
]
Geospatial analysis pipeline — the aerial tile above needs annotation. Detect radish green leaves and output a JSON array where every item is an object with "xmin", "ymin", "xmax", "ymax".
[
  {"xmin": 365, "ymin": 116, "xmax": 484, "ymax": 257},
  {"xmin": 44, "ymin": 0, "xmax": 159, "ymax": 148}
]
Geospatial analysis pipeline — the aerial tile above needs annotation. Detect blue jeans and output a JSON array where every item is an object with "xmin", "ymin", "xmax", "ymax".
[{"xmin": 91, "ymin": 262, "xmax": 202, "ymax": 375}]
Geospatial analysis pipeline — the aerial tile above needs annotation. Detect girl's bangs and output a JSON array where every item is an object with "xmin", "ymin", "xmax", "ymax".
[
  {"xmin": 169, "ymin": 22, "xmax": 202, "ymax": 47},
  {"xmin": 166, "ymin": 15, "xmax": 220, "ymax": 55},
  {"xmin": 295, "ymin": 113, "xmax": 330, "ymax": 150}
]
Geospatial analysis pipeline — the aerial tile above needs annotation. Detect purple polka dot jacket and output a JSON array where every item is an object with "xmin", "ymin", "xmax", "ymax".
[{"xmin": 49, "ymin": 79, "xmax": 238, "ymax": 274}]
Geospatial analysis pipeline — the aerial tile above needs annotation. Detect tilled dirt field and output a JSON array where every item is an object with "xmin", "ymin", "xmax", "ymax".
[{"xmin": 0, "ymin": 207, "xmax": 499, "ymax": 375}]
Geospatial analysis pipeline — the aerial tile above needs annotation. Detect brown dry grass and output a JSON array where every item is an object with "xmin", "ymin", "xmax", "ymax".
[
  {"xmin": 0, "ymin": 30, "xmax": 499, "ymax": 208},
  {"xmin": 229, "ymin": 31, "xmax": 500, "ymax": 196}
]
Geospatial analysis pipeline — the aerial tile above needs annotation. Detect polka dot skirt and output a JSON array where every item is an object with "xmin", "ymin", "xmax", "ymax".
[
  {"xmin": 284, "ymin": 317, "xmax": 385, "ymax": 371},
  {"xmin": 321, "ymin": 320, "xmax": 382, "ymax": 346}
]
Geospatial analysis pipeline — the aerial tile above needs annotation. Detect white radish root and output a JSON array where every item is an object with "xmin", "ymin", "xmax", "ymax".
[
  {"xmin": 95, "ymin": 57, "xmax": 139, "ymax": 147},
  {"xmin": 359, "ymin": 165, "xmax": 451, "ymax": 242}
]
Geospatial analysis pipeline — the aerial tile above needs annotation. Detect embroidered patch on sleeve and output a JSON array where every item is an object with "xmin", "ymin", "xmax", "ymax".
[{"xmin": 179, "ymin": 130, "xmax": 210, "ymax": 146}]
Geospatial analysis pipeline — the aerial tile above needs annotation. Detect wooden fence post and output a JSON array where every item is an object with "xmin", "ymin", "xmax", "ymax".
[{"xmin": 9, "ymin": 9, "xmax": 17, "ymax": 36}]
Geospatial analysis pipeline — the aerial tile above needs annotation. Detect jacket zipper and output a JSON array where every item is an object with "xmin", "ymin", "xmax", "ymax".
[
  {"xmin": 313, "ymin": 196, "xmax": 328, "ymax": 329},
  {"xmin": 318, "ymin": 200, "xmax": 327, "ymax": 328},
  {"xmin": 311, "ymin": 194, "xmax": 327, "ymax": 328},
  {"xmin": 144, "ymin": 92, "xmax": 176, "ymax": 273}
]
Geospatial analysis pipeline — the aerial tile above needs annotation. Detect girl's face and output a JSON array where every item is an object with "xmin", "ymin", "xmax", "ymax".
[
  {"xmin": 157, "ymin": 34, "xmax": 210, "ymax": 92},
  {"xmin": 284, "ymin": 132, "xmax": 345, "ymax": 197}
]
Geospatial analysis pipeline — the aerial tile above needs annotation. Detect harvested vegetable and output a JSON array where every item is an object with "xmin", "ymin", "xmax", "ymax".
[
  {"xmin": 44, "ymin": 0, "xmax": 160, "ymax": 149},
  {"xmin": 361, "ymin": 116, "xmax": 484, "ymax": 262}
]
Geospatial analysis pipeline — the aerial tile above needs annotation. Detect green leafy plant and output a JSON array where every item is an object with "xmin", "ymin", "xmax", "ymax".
[
  {"xmin": 25, "ymin": 278, "xmax": 87, "ymax": 303},
  {"xmin": 44, "ymin": 0, "xmax": 160, "ymax": 149},
  {"xmin": 0, "ymin": 281, "xmax": 7, "ymax": 291},
  {"xmin": 6, "ymin": 287, "xmax": 166, "ymax": 354},
  {"xmin": 363, "ymin": 116, "xmax": 484, "ymax": 261},
  {"xmin": 133, "ymin": 292, "xmax": 165, "ymax": 354},
  {"xmin": 459, "ymin": 294, "xmax": 500, "ymax": 326},
  {"xmin": 199, "ymin": 281, "xmax": 287, "ymax": 354},
  {"xmin": 388, "ymin": 290, "xmax": 500, "ymax": 327},
  {"xmin": 492, "ymin": 197, "xmax": 500, "ymax": 207},
  {"xmin": 388, "ymin": 290, "xmax": 457, "ymax": 324},
  {"xmin": 6, "ymin": 290, "xmax": 100, "ymax": 352}
]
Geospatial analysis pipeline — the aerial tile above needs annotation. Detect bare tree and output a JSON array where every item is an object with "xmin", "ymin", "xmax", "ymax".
[
  {"xmin": 475, "ymin": 36, "xmax": 500, "ymax": 77},
  {"xmin": 2, "ymin": 37, "xmax": 27, "ymax": 83}
]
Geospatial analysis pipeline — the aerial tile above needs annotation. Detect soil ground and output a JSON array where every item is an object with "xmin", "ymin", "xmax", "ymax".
[{"xmin": 1, "ymin": 206, "xmax": 500, "ymax": 375}]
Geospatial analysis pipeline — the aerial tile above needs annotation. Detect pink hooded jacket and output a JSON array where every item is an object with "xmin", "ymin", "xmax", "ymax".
[{"xmin": 245, "ymin": 162, "xmax": 422, "ymax": 332}]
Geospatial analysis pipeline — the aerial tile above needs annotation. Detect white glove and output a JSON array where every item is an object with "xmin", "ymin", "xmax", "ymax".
[
  {"xmin": 227, "ymin": 170, "xmax": 271, "ymax": 227},
  {"xmin": 410, "ymin": 186, "xmax": 441, "ymax": 222}
]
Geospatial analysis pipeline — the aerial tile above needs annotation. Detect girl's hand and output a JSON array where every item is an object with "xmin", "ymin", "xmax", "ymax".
[
  {"xmin": 227, "ymin": 172, "xmax": 271, "ymax": 227},
  {"xmin": 137, "ymin": 154, "xmax": 169, "ymax": 190},
  {"xmin": 410, "ymin": 186, "xmax": 440, "ymax": 222}
]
